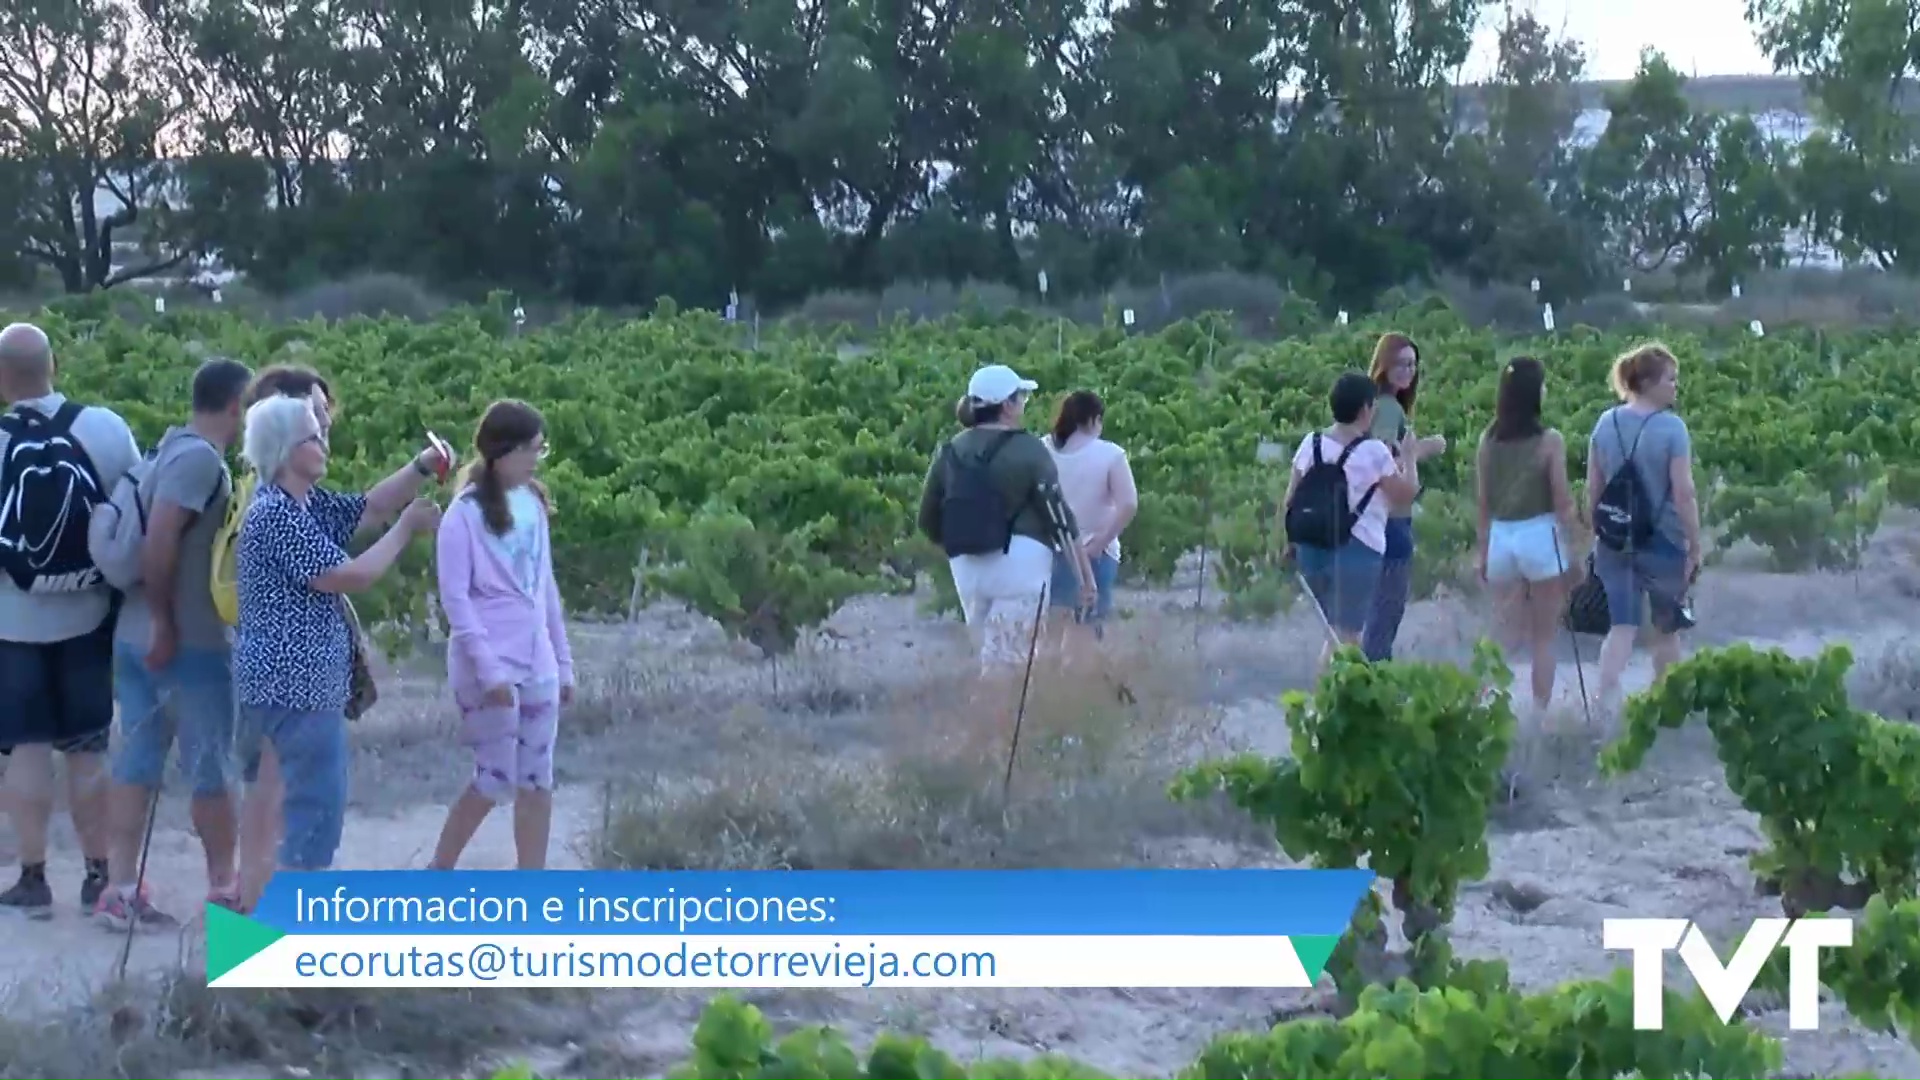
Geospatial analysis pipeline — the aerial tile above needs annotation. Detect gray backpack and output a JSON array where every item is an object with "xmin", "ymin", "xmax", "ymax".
[{"xmin": 88, "ymin": 431, "xmax": 212, "ymax": 591}]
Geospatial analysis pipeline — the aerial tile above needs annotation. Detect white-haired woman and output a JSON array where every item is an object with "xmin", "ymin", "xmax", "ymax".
[{"xmin": 231, "ymin": 394, "xmax": 444, "ymax": 891}]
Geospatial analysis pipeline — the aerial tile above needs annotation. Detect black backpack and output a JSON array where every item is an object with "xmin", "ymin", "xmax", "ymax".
[
  {"xmin": 1592, "ymin": 409, "xmax": 1668, "ymax": 553},
  {"xmin": 939, "ymin": 430, "xmax": 1020, "ymax": 557},
  {"xmin": 1285, "ymin": 433, "xmax": 1377, "ymax": 549},
  {"xmin": 0, "ymin": 401, "xmax": 108, "ymax": 593}
]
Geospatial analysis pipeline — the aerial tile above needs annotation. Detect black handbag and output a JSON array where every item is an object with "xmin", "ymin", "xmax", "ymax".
[
  {"xmin": 342, "ymin": 596, "xmax": 379, "ymax": 721},
  {"xmin": 1564, "ymin": 553, "xmax": 1610, "ymax": 636}
]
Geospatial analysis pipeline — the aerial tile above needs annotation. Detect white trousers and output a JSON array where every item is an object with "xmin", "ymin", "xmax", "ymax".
[{"xmin": 948, "ymin": 536, "xmax": 1053, "ymax": 671}]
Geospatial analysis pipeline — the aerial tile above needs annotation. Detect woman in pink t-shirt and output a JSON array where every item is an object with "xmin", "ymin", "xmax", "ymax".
[
  {"xmin": 1281, "ymin": 373, "xmax": 1421, "ymax": 666},
  {"xmin": 1043, "ymin": 391, "xmax": 1138, "ymax": 669},
  {"xmin": 429, "ymin": 400, "xmax": 574, "ymax": 871}
]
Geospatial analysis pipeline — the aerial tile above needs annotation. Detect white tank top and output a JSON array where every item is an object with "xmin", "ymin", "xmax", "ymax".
[{"xmin": 1045, "ymin": 435, "xmax": 1126, "ymax": 561}]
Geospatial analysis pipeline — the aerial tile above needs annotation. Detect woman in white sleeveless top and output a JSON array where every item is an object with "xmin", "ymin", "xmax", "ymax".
[{"xmin": 1043, "ymin": 391, "xmax": 1138, "ymax": 671}]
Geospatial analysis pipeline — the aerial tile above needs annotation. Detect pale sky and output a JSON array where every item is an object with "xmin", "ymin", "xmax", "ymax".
[{"xmin": 1464, "ymin": 0, "xmax": 1778, "ymax": 82}]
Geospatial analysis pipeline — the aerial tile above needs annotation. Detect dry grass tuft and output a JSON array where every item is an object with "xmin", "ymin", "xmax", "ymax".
[
  {"xmin": 590, "ymin": 634, "xmax": 1253, "ymax": 873},
  {"xmin": 0, "ymin": 971, "xmax": 597, "ymax": 1079}
]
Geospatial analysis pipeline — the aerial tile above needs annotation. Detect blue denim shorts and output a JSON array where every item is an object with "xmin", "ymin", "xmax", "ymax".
[
  {"xmin": 1382, "ymin": 516, "xmax": 1415, "ymax": 560},
  {"xmin": 1296, "ymin": 542, "xmax": 1385, "ymax": 634},
  {"xmin": 1593, "ymin": 535, "xmax": 1690, "ymax": 633},
  {"xmin": 1050, "ymin": 551, "xmax": 1119, "ymax": 626},
  {"xmin": 238, "ymin": 703, "xmax": 350, "ymax": 871},
  {"xmin": 112, "ymin": 644, "xmax": 237, "ymax": 796}
]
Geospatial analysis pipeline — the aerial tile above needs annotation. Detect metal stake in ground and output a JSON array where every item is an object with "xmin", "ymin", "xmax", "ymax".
[
  {"xmin": 1193, "ymin": 484, "xmax": 1211, "ymax": 648},
  {"xmin": 1001, "ymin": 588, "xmax": 1049, "ymax": 804}
]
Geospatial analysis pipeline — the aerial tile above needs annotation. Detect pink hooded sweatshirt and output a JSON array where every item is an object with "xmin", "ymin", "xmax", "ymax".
[{"xmin": 435, "ymin": 487, "xmax": 574, "ymax": 695}]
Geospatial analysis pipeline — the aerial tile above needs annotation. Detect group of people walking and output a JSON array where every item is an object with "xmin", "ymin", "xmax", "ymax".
[
  {"xmin": 1274, "ymin": 336, "xmax": 1700, "ymax": 713},
  {"xmin": 0, "ymin": 321, "xmax": 1698, "ymax": 931},
  {"xmin": 0, "ymin": 321, "xmax": 573, "ymax": 929},
  {"xmin": 919, "ymin": 335, "xmax": 1700, "ymax": 723}
]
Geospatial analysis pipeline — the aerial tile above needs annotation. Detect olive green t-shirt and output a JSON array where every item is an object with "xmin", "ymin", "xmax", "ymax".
[
  {"xmin": 917, "ymin": 427, "xmax": 1076, "ymax": 548},
  {"xmin": 1479, "ymin": 432, "xmax": 1557, "ymax": 522},
  {"xmin": 1369, "ymin": 396, "xmax": 1409, "ymax": 448},
  {"xmin": 1368, "ymin": 396, "xmax": 1413, "ymax": 516}
]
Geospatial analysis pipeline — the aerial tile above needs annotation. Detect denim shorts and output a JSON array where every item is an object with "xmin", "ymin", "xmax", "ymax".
[
  {"xmin": 1593, "ymin": 534, "xmax": 1690, "ymax": 633},
  {"xmin": 1486, "ymin": 514, "xmax": 1571, "ymax": 585},
  {"xmin": 0, "ymin": 616, "xmax": 114, "ymax": 755},
  {"xmin": 1382, "ymin": 516, "xmax": 1415, "ymax": 560},
  {"xmin": 1296, "ymin": 542, "xmax": 1385, "ymax": 634},
  {"xmin": 1050, "ymin": 551, "xmax": 1119, "ymax": 625},
  {"xmin": 238, "ymin": 703, "xmax": 350, "ymax": 871},
  {"xmin": 112, "ymin": 644, "xmax": 237, "ymax": 796}
]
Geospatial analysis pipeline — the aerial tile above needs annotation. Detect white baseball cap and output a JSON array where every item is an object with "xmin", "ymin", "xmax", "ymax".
[{"xmin": 966, "ymin": 364, "xmax": 1038, "ymax": 405}]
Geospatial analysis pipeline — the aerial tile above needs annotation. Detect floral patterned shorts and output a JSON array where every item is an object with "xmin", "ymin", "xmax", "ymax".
[{"xmin": 454, "ymin": 679, "xmax": 561, "ymax": 802}]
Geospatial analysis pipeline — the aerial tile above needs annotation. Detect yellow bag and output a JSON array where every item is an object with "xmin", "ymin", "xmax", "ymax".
[{"xmin": 211, "ymin": 469, "xmax": 256, "ymax": 626}]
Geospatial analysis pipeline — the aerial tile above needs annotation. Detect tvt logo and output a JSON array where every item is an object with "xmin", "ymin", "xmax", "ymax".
[{"xmin": 1604, "ymin": 917, "xmax": 1853, "ymax": 1031}]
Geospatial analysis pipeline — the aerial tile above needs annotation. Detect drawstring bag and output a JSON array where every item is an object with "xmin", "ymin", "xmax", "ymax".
[
  {"xmin": 343, "ymin": 596, "xmax": 379, "ymax": 721},
  {"xmin": 1564, "ymin": 553, "xmax": 1610, "ymax": 636}
]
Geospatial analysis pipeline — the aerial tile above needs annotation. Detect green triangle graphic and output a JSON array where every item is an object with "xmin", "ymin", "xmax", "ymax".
[
  {"xmin": 1289, "ymin": 934, "xmax": 1343, "ymax": 984},
  {"xmin": 205, "ymin": 904, "xmax": 285, "ymax": 984}
]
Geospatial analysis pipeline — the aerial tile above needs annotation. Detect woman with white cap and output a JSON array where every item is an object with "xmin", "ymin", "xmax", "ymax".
[{"xmin": 918, "ymin": 364, "xmax": 1094, "ymax": 728}]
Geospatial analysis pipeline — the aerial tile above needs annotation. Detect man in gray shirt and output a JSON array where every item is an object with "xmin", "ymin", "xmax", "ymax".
[
  {"xmin": 95, "ymin": 358, "xmax": 254, "ymax": 929},
  {"xmin": 0, "ymin": 323, "xmax": 142, "ymax": 917}
]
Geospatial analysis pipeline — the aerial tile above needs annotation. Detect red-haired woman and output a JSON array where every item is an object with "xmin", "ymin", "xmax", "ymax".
[{"xmin": 1361, "ymin": 332, "xmax": 1449, "ymax": 660}]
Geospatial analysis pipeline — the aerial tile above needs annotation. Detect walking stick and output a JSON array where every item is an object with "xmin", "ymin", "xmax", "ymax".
[
  {"xmin": 1294, "ymin": 564, "xmax": 1342, "ymax": 651},
  {"xmin": 1001, "ymin": 587, "xmax": 1049, "ymax": 804},
  {"xmin": 1552, "ymin": 534, "xmax": 1596, "ymax": 730},
  {"xmin": 117, "ymin": 690, "xmax": 172, "ymax": 982}
]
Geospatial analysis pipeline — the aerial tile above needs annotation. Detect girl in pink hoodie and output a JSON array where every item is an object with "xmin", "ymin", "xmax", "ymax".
[{"xmin": 429, "ymin": 400, "xmax": 574, "ymax": 870}]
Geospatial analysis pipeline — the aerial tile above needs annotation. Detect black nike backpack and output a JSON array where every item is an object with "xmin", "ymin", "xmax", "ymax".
[{"xmin": 0, "ymin": 401, "xmax": 109, "ymax": 593}]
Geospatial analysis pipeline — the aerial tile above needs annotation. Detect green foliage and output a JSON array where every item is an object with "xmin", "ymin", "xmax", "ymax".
[
  {"xmin": 650, "ymin": 504, "xmax": 870, "ymax": 658},
  {"xmin": 1182, "ymin": 968, "xmax": 1780, "ymax": 1080},
  {"xmin": 1756, "ymin": 893, "xmax": 1920, "ymax": 1049},
  {"xmin": 1716, "ymin": 471, "xmax": 1888, "ymax": 572},
  {"xmin": 666, "ymin": 977, "xmax": 1782, "ymax": 1080},
  {"xmin": 667, "ymin": 996, "xmax": 1107, "ymax": 1079},
  {"xmin": 8, "ymin": 0, "xmax": 1907, "ymax": 328},
  {"xmin": 1601, "ymin": 644, "xmax": 1920, "ymax": 912},
  {"xmin": 7, "ymin": 306, "xmax": 1919, "ymax": 655},
  {"xmin": 1171, "ymin": 643, "xmax": 1517, "ymax": 998}
]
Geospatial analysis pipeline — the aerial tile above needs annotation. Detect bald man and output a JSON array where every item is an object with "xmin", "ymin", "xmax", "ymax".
[{"xmin": 0, "ymin": 321, "xmax": 141, "ymax": 917}]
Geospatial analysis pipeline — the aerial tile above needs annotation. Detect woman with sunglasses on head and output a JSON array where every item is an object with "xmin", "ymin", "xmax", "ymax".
[
  {"xmin": 231, "ymin": 394, "xmax": 444, "ymax": 893},
  {"xmin": 230, "ymin": 367, "xmax": 454, "ymax": 908},
  {"xmin": 1361, "ymin": 332, "xmax": 1449, "ymax": 661},
  {"xmin": 1588, "ymin": 342, "xmax": 1700, "ymax": 714},
  {"xmin": 428, "ymin": 400, "xmax": 574, "ymax": 871}
]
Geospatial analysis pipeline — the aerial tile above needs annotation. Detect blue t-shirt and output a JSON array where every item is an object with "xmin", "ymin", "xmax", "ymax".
[
  {"xmin": 1589, "ymin": 406, "xmax": 1692, "ymax": 550},
  {"xmin": 233, "ymin": 483, "xmax": 368, "ymax": 711}
]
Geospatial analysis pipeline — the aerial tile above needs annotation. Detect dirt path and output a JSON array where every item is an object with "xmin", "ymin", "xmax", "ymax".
[{"xmin": 5, "ymin": 522, "xmax": 1920, "ymax": 1078}]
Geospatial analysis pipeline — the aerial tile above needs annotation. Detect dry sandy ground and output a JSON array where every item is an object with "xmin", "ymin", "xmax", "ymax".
[{"xmin": 6, "ymin": 516, "xmax": 1920, "ymax": 1078}]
